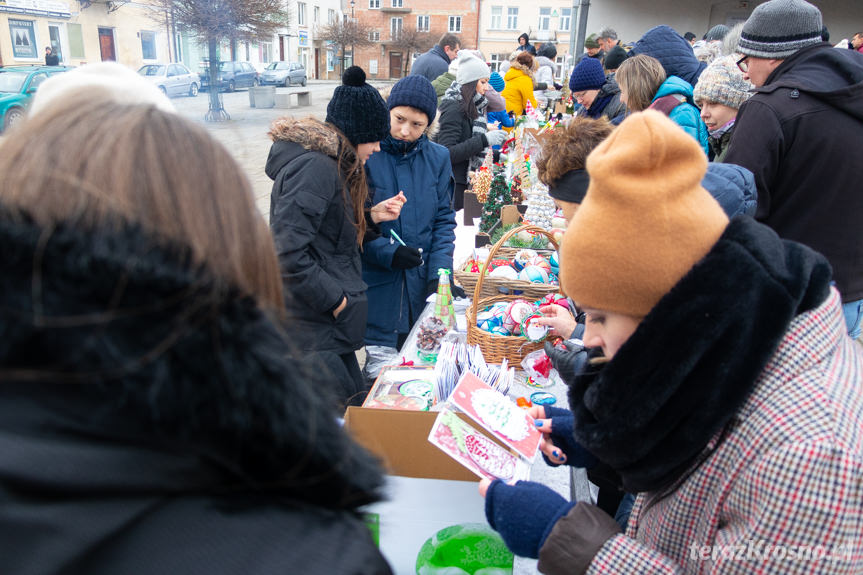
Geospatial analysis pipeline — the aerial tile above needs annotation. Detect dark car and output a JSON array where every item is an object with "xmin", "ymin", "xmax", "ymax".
[
  {"xmin": 0, "ymin": 65, "xmax": 71, "ymax": 132},
  {"xmin": 199, "ymin": 61, "xmax": 259, "ymax": 92},
  {"xmin": 260, "ymin": 61, "xmax": 307, "ymax": 87}
]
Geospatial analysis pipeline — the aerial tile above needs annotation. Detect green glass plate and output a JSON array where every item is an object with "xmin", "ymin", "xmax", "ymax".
[{"xmin": 416, "ymin": 522, "xmax": 513, "ymax": 575}]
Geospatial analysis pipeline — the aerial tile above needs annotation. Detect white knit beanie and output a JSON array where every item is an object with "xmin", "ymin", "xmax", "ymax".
[{"xmin": 456, "ymin": 52, "xmax": 490, "ymax": 86}]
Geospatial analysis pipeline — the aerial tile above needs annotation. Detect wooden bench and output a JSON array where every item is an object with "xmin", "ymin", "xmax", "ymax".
[{"xmin": 274, "ymin": 90, "xmax": 312, "ymax": 108}]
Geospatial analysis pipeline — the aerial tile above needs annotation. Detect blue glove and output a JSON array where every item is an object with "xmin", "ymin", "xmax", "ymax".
[
  {"xmin": 538, "ymin": 405, "xmax": 599, "ymax": 469},
  {"xmin": 485, "ymin": 480, "xmax": 576, "ymax": 558}
]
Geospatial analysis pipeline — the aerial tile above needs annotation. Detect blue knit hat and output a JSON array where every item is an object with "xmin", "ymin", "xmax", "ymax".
[
  {"xmin": 388, "ymin": 74, "xmax": 437, "ymax": 123},
  {"xmin": 489, "ymin": 71, "xmax": 505, "ymax": 93},
  {"xmin": 326, "ymin": 66, "xmax": 390, "ymax": 146},
  {"xmin": 569, "ymin": 57, "xmax": 606, "ymax": 92}
]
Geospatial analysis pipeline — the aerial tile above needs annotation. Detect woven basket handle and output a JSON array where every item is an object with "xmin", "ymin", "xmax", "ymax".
[{"xmin": 474, "ymin": 224, "xmax": 561, "ymax": 303}]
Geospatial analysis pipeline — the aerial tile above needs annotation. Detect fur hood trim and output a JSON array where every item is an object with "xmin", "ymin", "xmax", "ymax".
[
  {"xmin": 508, "ymin": 59, "xmax": 537, "ymax": 78},
  {"xmin": 268, "ymin": 116, "xmax": 340, "ymax": 158}
]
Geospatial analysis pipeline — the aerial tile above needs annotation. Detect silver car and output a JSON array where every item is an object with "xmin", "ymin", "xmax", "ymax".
[
  {"xmin": 261, "ymin": 62, "xmax": 307, "ymax": 87},
  {"xmin": 137, "ymin": 63, "xmax": 201, "ymax": 97}
]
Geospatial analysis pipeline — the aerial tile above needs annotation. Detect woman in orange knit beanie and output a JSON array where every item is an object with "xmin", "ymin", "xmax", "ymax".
[{"xmin": 479, "ymin": 110, "xmax": 863, "ymax": 573}]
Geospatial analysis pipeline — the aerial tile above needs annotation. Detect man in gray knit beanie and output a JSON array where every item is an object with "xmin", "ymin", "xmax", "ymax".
[{"xmin": 725, "ymin": 0, "xmax": 863, "ymax": 339}]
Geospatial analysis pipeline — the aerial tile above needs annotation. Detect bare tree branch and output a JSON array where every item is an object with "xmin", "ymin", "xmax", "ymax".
[
  {"xmin": 389, "ymin": 24, "xmax": 434, "ymax": 75},
  {"xmin": 318, "ymin": 19, "xmax": 374, "ymax": 74}
]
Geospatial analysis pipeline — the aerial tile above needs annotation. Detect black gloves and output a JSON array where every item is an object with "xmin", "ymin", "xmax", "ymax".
[
  {"xmin": 544, "ymin": 339, "xmax": 589, "ymax": 386},
  {"xmin": 535, "ymin": 82, "xmax": 548, "ymax": 90},
  {"xmin": 553, "ymin": 82, "xmax": 563, "ymax": 91},
  {"xmin": 392, "ymin": 245, "xmax": 423, "ymax": 269}
]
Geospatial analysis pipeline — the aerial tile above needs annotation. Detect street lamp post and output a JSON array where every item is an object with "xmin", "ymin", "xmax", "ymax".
[{"xmin": 350, "ymin": 0, "xmax": 355, "ymax": 70}]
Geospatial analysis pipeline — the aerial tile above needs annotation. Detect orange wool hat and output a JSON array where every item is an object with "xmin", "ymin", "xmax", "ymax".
[{"xmin": 560, "ymin": 110, "xmax": 729, "ymax": 317}]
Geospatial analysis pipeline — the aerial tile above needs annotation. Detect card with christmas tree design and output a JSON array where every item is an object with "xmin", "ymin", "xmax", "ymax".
[{"xmin": 447, "ymin": 372, "xmax": 542, "ymax": 461}]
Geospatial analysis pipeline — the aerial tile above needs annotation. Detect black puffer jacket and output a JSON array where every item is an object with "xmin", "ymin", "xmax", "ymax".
[
  {"xmin": 266, "ymin": 118, "xmax": 368, "ymax": 353},
  {"xmin": 0, "ymin": 208, "xmax": 391, "ymax": 574}
]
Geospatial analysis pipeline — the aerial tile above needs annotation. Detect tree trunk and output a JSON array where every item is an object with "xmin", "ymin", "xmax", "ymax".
[{"xmin": 205, "ymin": 35, "xmax": 230, "ymax": 122}]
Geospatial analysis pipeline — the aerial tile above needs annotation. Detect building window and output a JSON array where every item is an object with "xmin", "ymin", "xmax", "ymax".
[
  {"xmin": 506, "ymin": 7, "xmax": 518, "ymax": 30},
  {"xmin": 313, "ymin": 6, "xmax": 320, "ymax": 23},
  {"xmin": 448, "ymin": 16, "xmax": 461, "ymax": 33},
  {"xmin": 369, "ymin": 0, "xmax": 380, "ymax": 9},
  {"xmin": 417, "ymin": 15, "xmax": 430, "ymax": 32},
  {"xmin": 328, "ymin": 8, "xmax": 336, "ymax": 23},
  {"xmin": 298, "ymin": 2, "xmax": 306, "ymax": 25},
  {"xmin": 261, "ymin": 41, "xmax": 273, "ymax": 63},
  {"xmin": 140, "ymin": 30, "xmax": 157, "ymax": 60},
  {"xmin": 391, "ymin": 0, "xmax": 402, "ymax": 7},
  {"xmin": 538, "ymin": 7, "xmax": 550, "ymax": 31},
  {"xmin": 490, "ymin": 6, "xmax": 502, "ymax": 29},
  {"xmin": 369, "ymin": 30, "xmax": 380, "ymax": 41},
  {"xmin": 559, "ymin": 8, "xmax": 571, "ymax": 32},
  {"xmin": 68, "ymin": 22, "xmax": 85, "ymax": 59},
  {"xmin": 391, "ymin": 17, "xmax": 403, "ymax": 39},
  {"xmin": 490, "ymin": 53, "xmax": 508, "ymax": 72}
]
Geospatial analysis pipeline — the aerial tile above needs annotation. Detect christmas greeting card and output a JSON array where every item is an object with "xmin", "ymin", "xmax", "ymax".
[
  {"xmin": 449, "ymin": 372, "xmax": 542, "ymax": 461},
  {"xmin": 428, "ymin": 408, "xmax": 530, "ymax": 482}
]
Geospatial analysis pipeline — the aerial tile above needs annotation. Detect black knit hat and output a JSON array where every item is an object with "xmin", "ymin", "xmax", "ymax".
[
  {"xmin": 387, "ymin": 75, "xmax": 437, "ymax": 123},
  {"xmin": 604, "ymin": 45, "xmax": 629, "ymax": 71},
  {"xmin": 326, "ymin": 66, "xmax": 390, "ymax": 146}
]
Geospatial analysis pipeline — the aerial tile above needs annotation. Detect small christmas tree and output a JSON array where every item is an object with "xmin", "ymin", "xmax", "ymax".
[
  {"xmin": 509, "ymin": 174, "xmax": 523, "ymax": 204},
  {"xmin": 480, "ymin": 169, "xmax": 512, "ymax": 233},
  {"xmin": 469, "ymin": 148, "xmax": 495, "ymax": 204},
  {"xmin": 522, "ymin": 184, "xmax": 556, "ymax": 230}
]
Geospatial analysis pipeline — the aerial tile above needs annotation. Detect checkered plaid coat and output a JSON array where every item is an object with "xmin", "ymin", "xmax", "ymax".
[{"xmin": 588, "ymin": 289, "xmax": 863, "ymax": 573}]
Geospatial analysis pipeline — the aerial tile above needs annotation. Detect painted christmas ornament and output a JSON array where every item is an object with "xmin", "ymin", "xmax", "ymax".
[
  {"xmin": 526, "ymin": 255, "xmax": 551, "ymax": 274},
  {"xmin": 485, "ymin": 258, "xmax": 513, "ymax": 273},
  {"xmin": 549, "ymin": 251, "xmax": 560, "ymax": 274},
  {"xmin": 521, "ymin": 312, "xmax": 549, "ymax": 342},
  {"xmin": 518, "ymin": 265, "xmax": 549, "ymax": 284},
  {"xmin": 512, "ymin": 248, "xmax": 538, "ymax": 271},
  {"xmin": 503, "ymin": 299, "xmax": 535, "ymax": 335},
  {"xmin": 489, "ymin": 265, "xmax": 518, "ymax": 280}
]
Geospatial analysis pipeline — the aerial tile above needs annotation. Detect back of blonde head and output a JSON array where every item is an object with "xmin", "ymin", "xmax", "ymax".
[{"xmin": 0, "ymin": 91, "xmax": 283, "ymax": 311}]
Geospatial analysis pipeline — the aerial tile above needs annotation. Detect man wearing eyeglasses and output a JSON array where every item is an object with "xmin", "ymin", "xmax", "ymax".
[{"xmin": 724, "ymin": 0, "xmax": 863, "ymax": 339}]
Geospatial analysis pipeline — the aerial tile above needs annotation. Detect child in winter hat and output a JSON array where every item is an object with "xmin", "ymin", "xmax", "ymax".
[
  {"xmin": 693, "ymin": 54, "xmax": 753, "ymax": 161},
  {"xmin": 326, "ymin": 66, "xmax": 390, "ymax": 146},
  {"xmin": 387, "ymin": 74, "xmax": 437, "ymax": 124}
]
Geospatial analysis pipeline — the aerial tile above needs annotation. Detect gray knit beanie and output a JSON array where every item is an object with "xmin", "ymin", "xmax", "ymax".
[
  {"xmin": 738, "ymin": 0, "xmax": 822, "ymax": 59},
  {"xmin": 456, "ymin": 51, "xmax": 490, "ymax": 86},
  {"xmin": 693, "ymin": 54, "xmax": 753, "ymax": 110}
]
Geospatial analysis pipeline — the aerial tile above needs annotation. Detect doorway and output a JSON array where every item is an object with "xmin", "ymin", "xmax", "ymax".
[
  {"xmin": 48, "ymin": 24, "xmax": 64, "ymax": 63},
  {"xmin": 389, "ymin": 52, "xmax": 403, "ymax": 79},
  {"xmin": 314, "ymin": 47, "xmax": 320, "ymax": 79},
  {"xmin": 279, "ymin": 35, "xmax": 285, "ymax": 61},
  {"xmin": 98, "ymin": 27, "xmax": 115, "ymax": 61}
]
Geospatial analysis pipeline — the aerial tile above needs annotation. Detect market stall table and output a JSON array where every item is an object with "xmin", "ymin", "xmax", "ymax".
[{"xmin": 385, "ymin": 294, "xmax": 581, "ymax": 574}]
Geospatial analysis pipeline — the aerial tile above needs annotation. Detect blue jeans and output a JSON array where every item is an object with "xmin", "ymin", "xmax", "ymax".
[{"xmin": 843, "ymin": 299, "xmax": 863, "ymax": 340}]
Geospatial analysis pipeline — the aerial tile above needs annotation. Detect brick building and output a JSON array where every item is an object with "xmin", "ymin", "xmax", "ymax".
[{"xmin": 352, "ymin": 0, "xmax": 476, "ymax": 80}]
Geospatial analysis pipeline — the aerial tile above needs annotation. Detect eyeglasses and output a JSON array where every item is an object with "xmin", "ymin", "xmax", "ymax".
[
  {"xmin": 736, "ymin": 55, "xmax": 749, "ymax": 73},
  {"xmin": 573, "ymin": 91, "xmax": 588, "ymax": 102}
]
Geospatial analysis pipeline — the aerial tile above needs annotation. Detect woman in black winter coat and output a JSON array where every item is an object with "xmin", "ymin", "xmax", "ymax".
[
  {"xmin": 267, "ymin": 66, "xmax": 402, "ymax": 406},
  {"xmin": 433, "ymin": 51, "xmax": 508, "ymax": 215},
  {"xmin": 0, "ymin": 66, "xmax": 391, "ymax": 575}
]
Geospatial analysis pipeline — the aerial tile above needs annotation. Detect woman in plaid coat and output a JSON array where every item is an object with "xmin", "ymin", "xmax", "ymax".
[{"xmin": 479, "ymin": 109, "xmax": 863, "ymax": 574}]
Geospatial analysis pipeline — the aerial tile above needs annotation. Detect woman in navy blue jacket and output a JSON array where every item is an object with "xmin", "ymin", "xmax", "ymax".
[{"xmin": 363, "ymin": 75, "xmax": 458, "ymax": 349}]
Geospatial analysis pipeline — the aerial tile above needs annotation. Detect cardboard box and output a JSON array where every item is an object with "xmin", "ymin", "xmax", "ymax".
[{"xmin": 345, "ymin": 407, "xmax": 512, "ymax": 574}]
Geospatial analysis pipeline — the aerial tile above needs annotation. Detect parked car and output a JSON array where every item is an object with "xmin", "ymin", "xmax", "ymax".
[
  {"xmin": 0, "ymin": 65, "xmax": 71, "ymax": 132},
  {"xmin": 198, "ymin": 61, "xmax": 259, "ymax": 92},
  {"xmin": 137, "ymin": 63, "xmax": 200, "ymax": 97},
  {"xmin": 260, "ymin": 61, "xmax": 307, "ymax": 87}
]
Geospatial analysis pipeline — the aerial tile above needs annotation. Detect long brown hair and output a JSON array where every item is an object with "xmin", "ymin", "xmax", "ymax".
[
  {"xmin": 616, "ymin": 54, "xmax": 666, "ymax": 112},
  {"xmin": 333, "ymin": 127, "xmax": 369, "ymax": 245},
  {"xmin": 0, "ymin": 90, "xmax": 284, "ymax": 311}
]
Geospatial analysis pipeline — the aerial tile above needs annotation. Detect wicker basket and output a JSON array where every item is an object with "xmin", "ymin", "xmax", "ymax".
[
  {"xmin": 466, "ymin": 225, "xmax": 559, "ymax": 364},
  {"xmin": 454, "ymin": 230, "xmax": 559, "ymax": 300}
]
